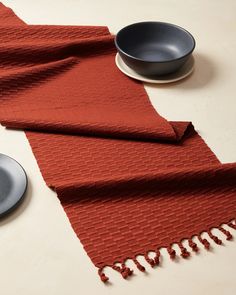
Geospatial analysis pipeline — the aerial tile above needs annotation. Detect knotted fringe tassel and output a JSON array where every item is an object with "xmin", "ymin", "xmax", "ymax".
[
  {"xmin": 154, "ymin": 249, "xmax": 161, "ymax": 265},
  {"xmin": 167, "ymin": 245, "xmax": 176, "ymax": 259},
  {"xmin": 228, "ymin": 221, "xmax": 236, "ymax": 230},
  {"xmin": 98, "ymin": 268, "xmax": 109, "ymax": 283},
  {"xmin": 133, "ymin": 257, "xmax": 146, "ymax": 272},
  {"xmin": 144, "ymin": 250, "xmax": 161, "ymax": 267},
  {"xmin": 188, "ymin": 238, "xmax": 199, "ymax": 252},
  {"xmin": 198, "ymin": 235, "xmax": 210, "ymax": 250},
  {"xmin": 178, "ymin": 242, "xmax": 190, "ymax": 258},
  {"xmin": 122, "ymin": 262, "xmax": 133, "ymax": 277},
  {"xmin": 207, "ymin": 230, "xmax": 222, "ymax": 245},
  {"xmin": 112, "ymin": 263, "xmax": 133, "ymax": 279},
  {"xmin": 144, "ymin": 252, "xmax": 156, "ymax": 267},
  {"xmin": 218, "ymin": 226, "xmax": 233, "ymax": 240}
]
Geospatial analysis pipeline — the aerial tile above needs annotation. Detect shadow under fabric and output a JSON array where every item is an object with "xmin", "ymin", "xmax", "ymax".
[{"xmin": 0, "ymin": 2, "xmax": 235, "ymax": 282}]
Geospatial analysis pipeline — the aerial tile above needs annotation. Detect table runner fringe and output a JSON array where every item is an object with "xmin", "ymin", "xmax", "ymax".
[
  {"xmin": 207, "ymin": 231, "xmax": 223, "ymax": 245},
  {"xmin": 197, "ymin": 235, "xmax": 211, "ymax": 249},
  {"xmin": 188, "ymin": 238, "xmax": 199, "ymax": 252},
  {"xmin": 178, "ymin": 242, "xmax": 191, "ymax": 258},
  {"xmin": 98, "ymin": 219, "xmax": 236, "ymax": 283},
  {"xmin": 218, "ymin": 226, "xmax": 233, "ymax": 240}
]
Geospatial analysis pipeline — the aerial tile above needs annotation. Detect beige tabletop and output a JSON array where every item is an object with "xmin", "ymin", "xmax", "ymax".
[{"xmin": 0, "ymin": 0, "xmax": 236, "ymax": 294}]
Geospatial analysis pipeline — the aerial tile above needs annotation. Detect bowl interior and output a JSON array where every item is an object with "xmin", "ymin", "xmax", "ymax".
[{"xmin": 115, "ymin": 22, "xmax": 195, "ymax": 62}]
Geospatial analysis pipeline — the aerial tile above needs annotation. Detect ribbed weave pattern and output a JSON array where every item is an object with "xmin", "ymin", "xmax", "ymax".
[{"xmin": 0, "ymin": 2, "xmax": 235, "ymax": 282}]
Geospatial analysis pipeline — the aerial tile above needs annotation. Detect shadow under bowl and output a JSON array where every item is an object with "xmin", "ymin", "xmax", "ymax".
[{"xmin": 115, "ymin": 21, "xmax": 196, "ymax": 76}]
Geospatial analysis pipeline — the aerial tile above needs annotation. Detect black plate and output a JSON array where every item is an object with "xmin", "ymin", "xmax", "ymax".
[
  {"xmin": 115, "ymin": 21, "xmax": 195, "ymax": 76},
  {"xmin": 0, "ymin": 154, "xmax": 27, "ymax": 217}
]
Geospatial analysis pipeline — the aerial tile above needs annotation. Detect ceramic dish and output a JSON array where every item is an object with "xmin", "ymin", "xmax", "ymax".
[
  {"xmin": 115, "ymin": 53, "xmax": 194, "ymax": 84},
  {"xmin": 0, "ymin": 154, "xmax": 27, "ymax": 217},
  {"xmin": 115, "ymin": 21, "xmax": 195, "ymax": 76}
]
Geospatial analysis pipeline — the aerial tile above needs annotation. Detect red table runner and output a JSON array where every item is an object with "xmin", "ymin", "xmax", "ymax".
[{"xmin": 0, "ymin": 3, "xmax": 235, "ymax": 282}]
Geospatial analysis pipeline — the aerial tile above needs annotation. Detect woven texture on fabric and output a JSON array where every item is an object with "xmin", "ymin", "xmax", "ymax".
[{"xmin": 0, "ymin": 3, "xmax": 235, "ymax": 282}]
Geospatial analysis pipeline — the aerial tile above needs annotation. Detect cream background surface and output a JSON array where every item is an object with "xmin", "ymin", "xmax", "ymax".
[{"xmin": 0, "ymin": 1, "xmax": 236, "ymax": 294}]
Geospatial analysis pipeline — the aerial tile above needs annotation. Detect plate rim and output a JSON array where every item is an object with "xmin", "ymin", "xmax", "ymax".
[
  {"xmin": 115, "ymin": 53, "xmax": 194, "ymax": 84},
  {"xmin": 0, "ymin": 153, "xmax": 28, "ymax": 218}
]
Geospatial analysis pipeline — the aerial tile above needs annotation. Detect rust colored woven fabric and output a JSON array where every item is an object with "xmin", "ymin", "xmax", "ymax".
[{"xmin": 0, "ymin": 3, "xmax": 235, "ymax": 282}]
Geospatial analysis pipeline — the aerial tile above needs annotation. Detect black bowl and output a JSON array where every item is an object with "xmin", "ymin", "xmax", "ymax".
[{"xmin": 115, "ymin": 21, "xmax": 195, "ymax": 76}]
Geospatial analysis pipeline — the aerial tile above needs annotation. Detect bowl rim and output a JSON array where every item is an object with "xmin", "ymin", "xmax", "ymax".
[{"xmin": 114, "ymin": 21, "xmax": 196, "ymax": 63}]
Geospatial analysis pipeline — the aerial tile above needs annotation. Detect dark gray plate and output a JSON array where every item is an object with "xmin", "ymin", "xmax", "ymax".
[{"xmin": 0, "ymin": 154, "xmax": 27, "ymax": 217}]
